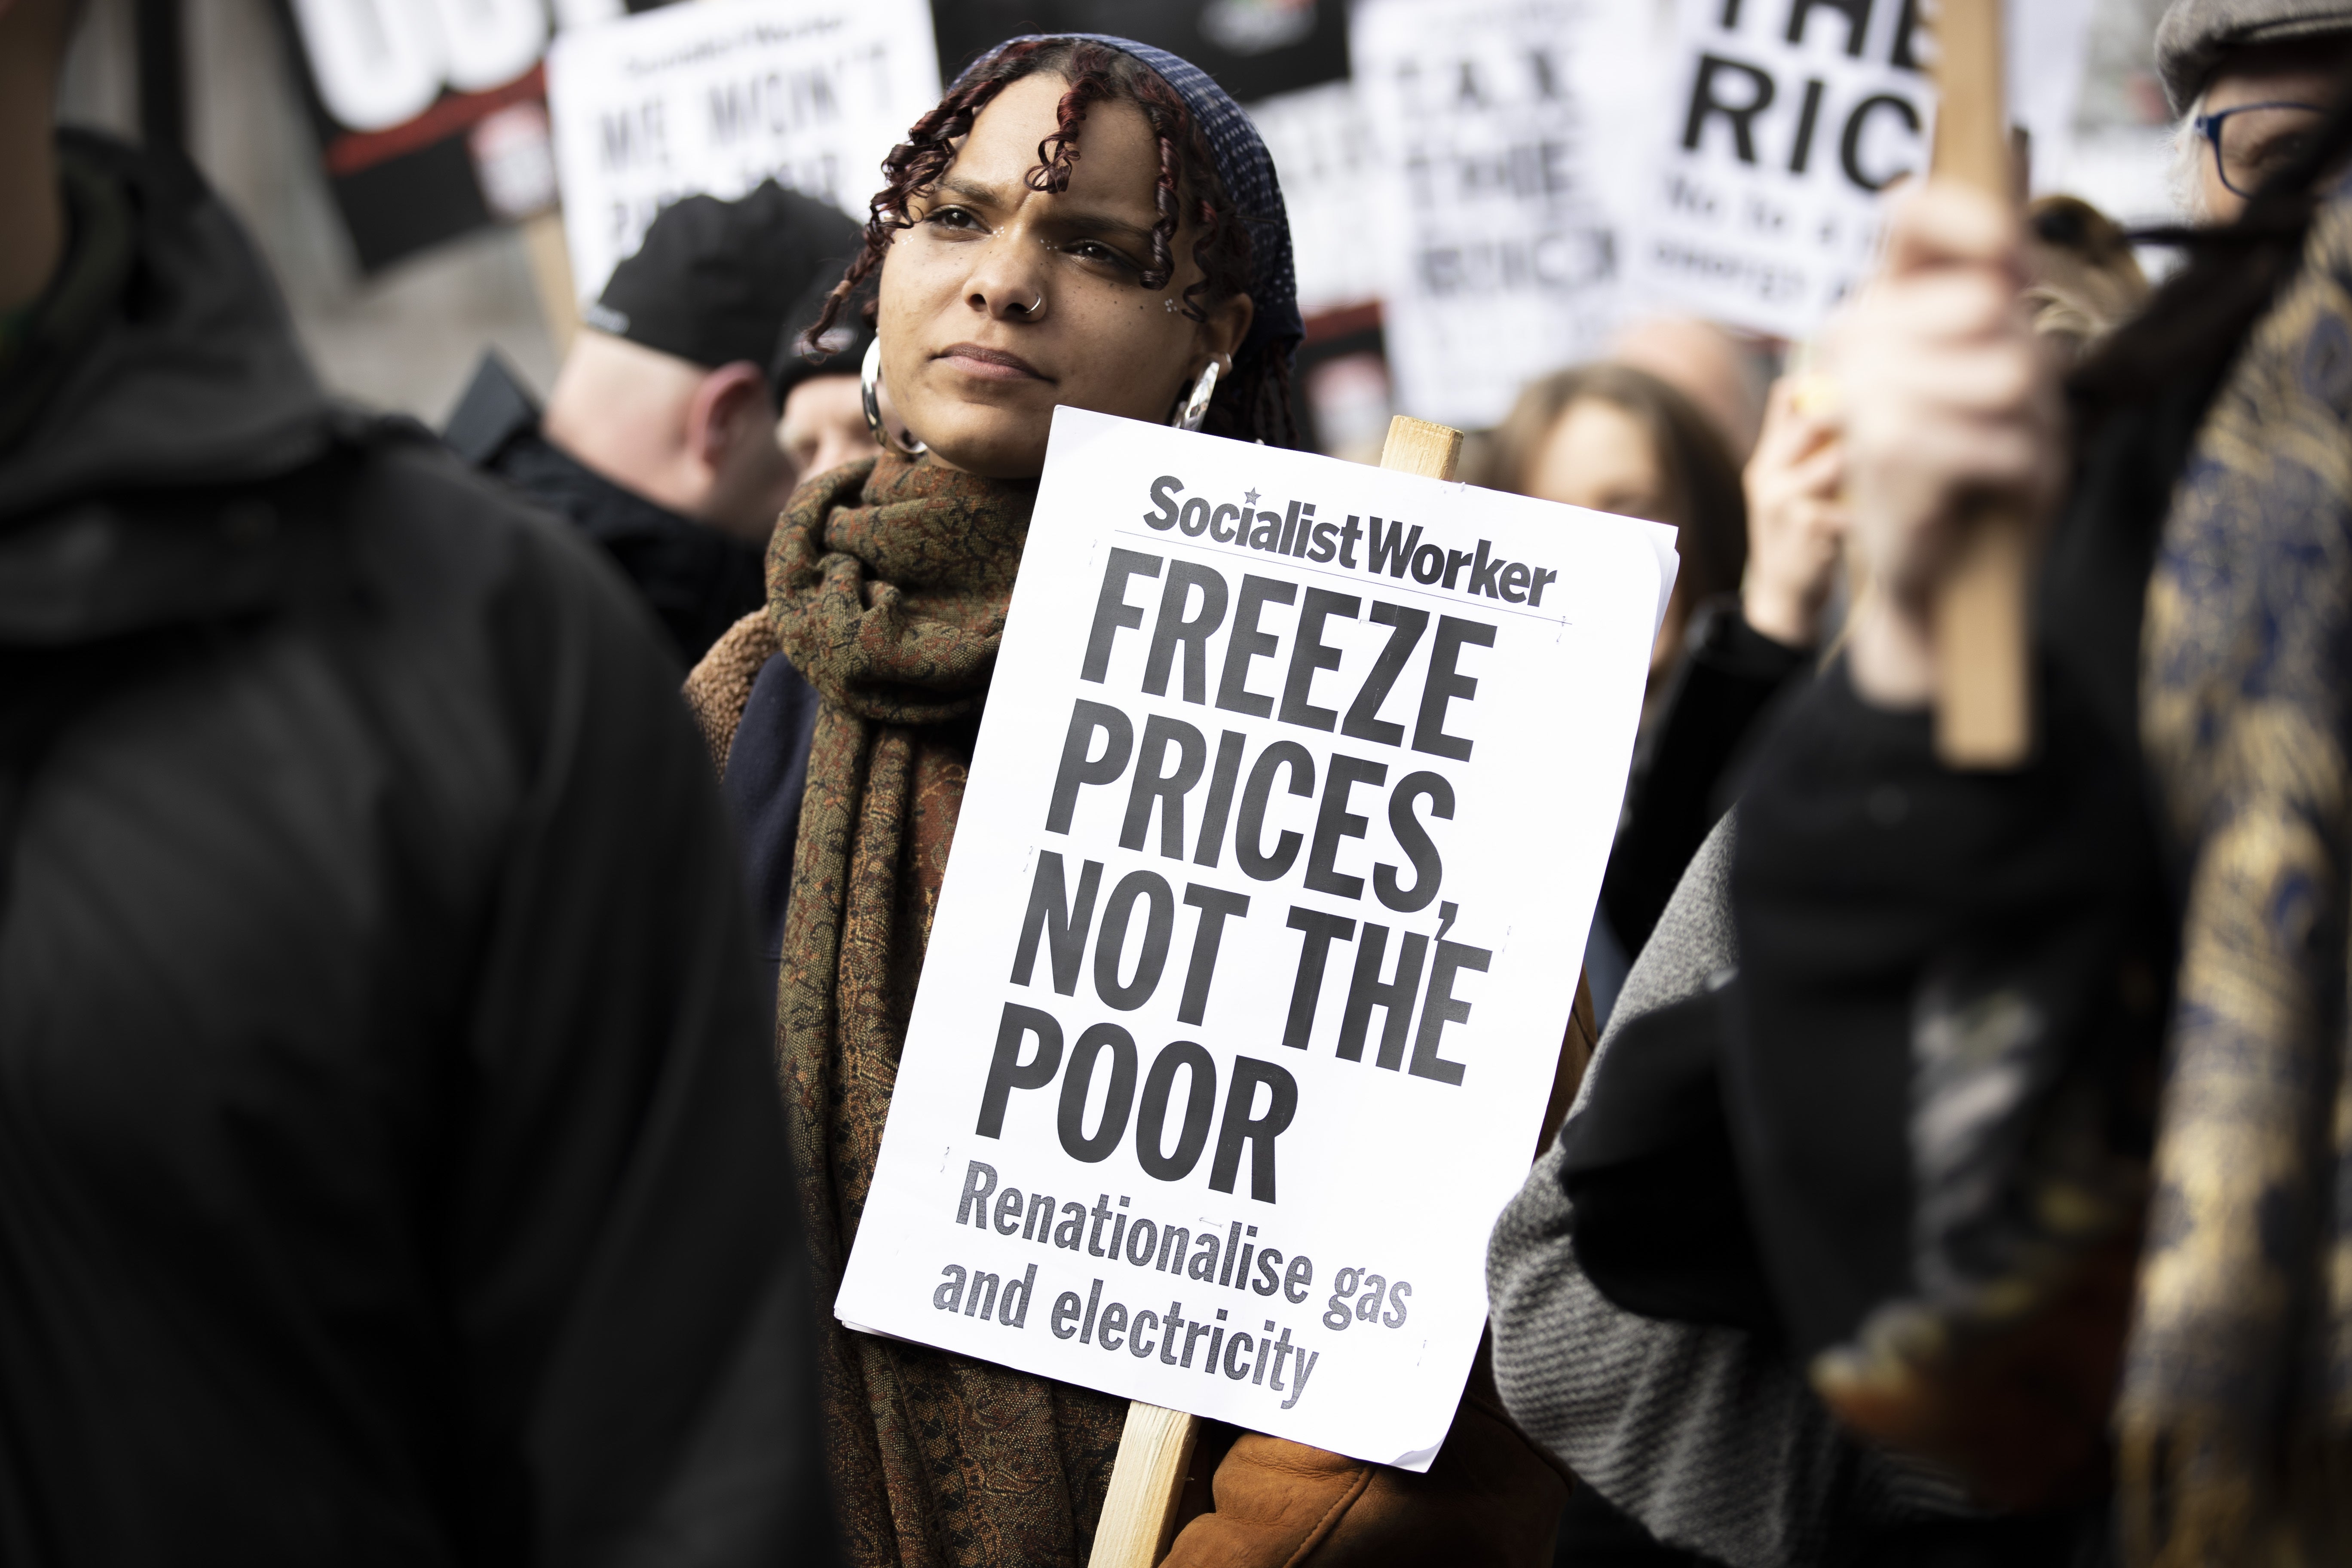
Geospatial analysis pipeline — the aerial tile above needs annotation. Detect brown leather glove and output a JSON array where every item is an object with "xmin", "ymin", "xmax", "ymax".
[
  {"xmin": 1159, "ymin": 1339, "xmax": 1570, "ymax": 1568},
  {"xmin": 1156, "ymin": 978, "xmax": 1593, "ymax": 1567},
  {"xmin": 1157, "ymin": 1432, "xmax": 1371, "ymax": 1568}
]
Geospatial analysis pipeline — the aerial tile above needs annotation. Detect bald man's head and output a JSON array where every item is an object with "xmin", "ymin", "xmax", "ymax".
[
  {"xmin": 538, "ymin": 329, "xmax": 803, "ymax": 545},
  {"xmin": 1610, "ymin": 316, "xmax": 1770, "ymax": 462}
]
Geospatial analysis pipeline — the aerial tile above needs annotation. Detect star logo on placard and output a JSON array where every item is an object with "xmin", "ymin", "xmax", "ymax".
[{"xmin": 1242, "ymin": 489, "xmax": 1261, "ymax": 508}]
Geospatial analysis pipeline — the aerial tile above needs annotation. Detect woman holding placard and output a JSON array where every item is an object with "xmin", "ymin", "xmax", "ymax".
[{"xmin": 686, "ymin": 34, "xmax": 1574, "ymax": 1568}]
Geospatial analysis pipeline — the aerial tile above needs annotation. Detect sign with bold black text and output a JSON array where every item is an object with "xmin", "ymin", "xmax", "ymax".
[
  {"xmin": 276, "ymin": 0, "xmax": 560, "ymax": 269},
  {"xmin": 545, "ymin": 0, "xmax": 941, "ymax": 301},
  {"xmin": 1626, "ymin": 0, "xmax": 2096, "ymax": 339},
  {"xmin": 834, "ymin": 409, "xmax": 1674, "ymax": 1467},
  {"xmin": 1350, "ymin": 0, "xmax": 1651, "ymax": 427}
]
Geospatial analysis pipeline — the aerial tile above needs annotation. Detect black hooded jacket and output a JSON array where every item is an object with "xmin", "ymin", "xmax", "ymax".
[
  {"xmin": 0, "ymin": 134, "xmax": 831, "ymax": 1566},
  {"xmin": 443, "ymin": 353, "xmax": 767, "ymax": 667}
]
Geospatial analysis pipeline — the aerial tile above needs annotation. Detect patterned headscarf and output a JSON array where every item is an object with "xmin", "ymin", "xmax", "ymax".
[{"xmin": 952, "ymin": 34, "xmax": 1303, "ymax": 369}]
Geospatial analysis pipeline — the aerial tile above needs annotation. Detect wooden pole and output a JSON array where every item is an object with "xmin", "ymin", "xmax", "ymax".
[
  {"xmin": 1376, "ymin": 414, "xmax": 1467, "ymax": 481},
  {"xmin": 1927, "ymin": 0, "xmax": 2032, "ymax": 769},
  {"xmin": 521, "ymin": 208, "xmax": 580, "ymax": 359},
  {"xmin": 1088, "ymin": 1403, "xmax": 1203, "ymax": 1568},
  {"xmin": 1085, "ymin": 412, "xmax": 1466, "ymax": 1568}
]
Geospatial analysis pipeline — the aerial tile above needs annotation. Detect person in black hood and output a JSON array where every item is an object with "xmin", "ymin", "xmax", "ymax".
[
  {"xmin": 445, "ymin": 182, "xmax": 876, "ymax": 665},
  {"xmin": 0, "ymin": 0, "xmax": 835, "ymax": 1562}
]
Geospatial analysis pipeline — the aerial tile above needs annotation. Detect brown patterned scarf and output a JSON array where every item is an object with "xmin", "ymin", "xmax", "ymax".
[{"xmin": 761, "ymin": 452, "xmax": 1126, "ymax": 1568}]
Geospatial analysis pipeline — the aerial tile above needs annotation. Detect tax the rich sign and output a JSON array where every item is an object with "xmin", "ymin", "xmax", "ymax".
[
  {"xmin": 1624, "ymin": 0, "xmax": 2096, "ymax": 341},
  {"xmin": 834, "ymin": 408, "xmax": 1675, "ymax": 1468},
  {"xmin": 1349, "ymin": 0, "xmax": 1652, "ymax": 429}
]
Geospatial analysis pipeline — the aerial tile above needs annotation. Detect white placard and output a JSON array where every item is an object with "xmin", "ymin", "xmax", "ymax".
[
  {"xmin": 1625, "ymin": 0, "xmax": 2096, "ymax": 341},
  {"xmin": 1349, "ymin": 0, "xmax": 1656, "ymax": 429},
  {"xmin": 1249, "ymin": 80, "xmax": 1386, "ymax": 318},
  {"xmin": 834, "ymin": 408, "xmax": 1675, "ymax": 1469},
  {"xmin": 544, "ymin": 0, "xmax": 940, "ymax": 302}
]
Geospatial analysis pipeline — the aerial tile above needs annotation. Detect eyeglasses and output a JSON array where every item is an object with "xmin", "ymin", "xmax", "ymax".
[{"xmin": 2192, "ymin": 101, "xmax": 2325, "ymax": 198}]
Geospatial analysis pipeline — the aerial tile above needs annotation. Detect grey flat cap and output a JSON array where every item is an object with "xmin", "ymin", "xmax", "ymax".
[{"xmin": 2156, "ymin": 0, "xmax": 2352, "ymax": 111}]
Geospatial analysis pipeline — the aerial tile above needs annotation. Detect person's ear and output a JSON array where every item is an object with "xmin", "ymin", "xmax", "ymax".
[
  {"xmin": 1193, "ymin": 292, "xmax": 1255, "ymax": 378},
  {"xmin": 685, "ymin": 361, "xmax": 775, "ymax": 471}
]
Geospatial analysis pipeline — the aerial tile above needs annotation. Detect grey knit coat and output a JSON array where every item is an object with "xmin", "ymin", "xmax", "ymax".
[{"xmin": 1484, "ymin": 818, "xmax": 1972, "ymax": 1566}]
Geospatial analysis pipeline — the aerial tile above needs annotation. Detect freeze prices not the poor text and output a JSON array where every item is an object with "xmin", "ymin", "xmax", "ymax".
[{"xmin": 975, "ymin": 467, "xmax": 1560, "ymax": 1217}]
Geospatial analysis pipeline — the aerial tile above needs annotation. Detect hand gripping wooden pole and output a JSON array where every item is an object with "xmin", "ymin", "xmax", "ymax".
[
  {"xmin": 1084, "ymin": 413, "xmax": 1466, "ymax": 1568},
  {"xmin": 1927, "ymin": 0, "xmax": 2033, "ymax": 768}
]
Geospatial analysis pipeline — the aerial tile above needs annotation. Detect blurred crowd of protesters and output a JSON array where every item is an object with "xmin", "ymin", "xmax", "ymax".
[
  {"xmin": 1494, "ymin": 4, "xmax": 2352, "ymax": 1568},
  {"xmin": 6, "ymin": 0, "xmax": 2352, "ymax": 1561},
  {"xmin": 1511, "ymin": 191, "xmax": 2159, "ymax": 1027}
]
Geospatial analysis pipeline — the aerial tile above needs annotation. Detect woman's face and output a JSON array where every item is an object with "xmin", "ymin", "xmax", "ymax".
[
  {"xmin": 877, "ymin": 72, "xmax": 1255, "ymax": 479},
  {"xmin": 1525, "ymin": 395, "xmax": 1688, "ymax": 677},
  {"xmin": 1524, "ymin": 396, "xmax": 1673, "ymax": 524}
]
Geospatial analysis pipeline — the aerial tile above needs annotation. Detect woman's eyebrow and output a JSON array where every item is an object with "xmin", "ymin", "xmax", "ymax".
[{"xmin": 936, "ymin": 176, "xmax": 1015, "ymax": 209}]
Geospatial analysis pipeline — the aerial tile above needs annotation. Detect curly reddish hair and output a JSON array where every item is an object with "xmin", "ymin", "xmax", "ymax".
[{"xmin": 802, "ymin": 37, "xmax": 1297, "ymax": 447}]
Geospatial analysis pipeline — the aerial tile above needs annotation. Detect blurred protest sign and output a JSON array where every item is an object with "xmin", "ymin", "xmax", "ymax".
[
  {"xmin": 1250, "ymin": 81, "xmax": 1384, "ymax": 319},
  {"xmin": 833, "ymin": 407, "xmax": 1675, "ymax": 1466},
  {"xmin": 931, "ymin": 0, "xmax": 1349, "ymax": 104},
  {"xmin": 278, "ymin": 0, "xmax": 559, "ymax": 269},
  {"xmin": 1249, "ymin": 80, "xmax": 1396, "ymax": 456},
  {"xmin": 1626, "ymin": 0, "xmax": 2095, "ymax": 340},
  {"xmin": 1350, "ymin": 0, "xmax": 1652, "ymax": 430},
  {"xmin": 545, "ymin": 0, "xmax": 941, "ymax": 303}
]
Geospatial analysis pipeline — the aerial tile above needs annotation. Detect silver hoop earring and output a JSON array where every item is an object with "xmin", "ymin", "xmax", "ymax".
[
  {"xmin": 861, "ymin": 338, "xmax": 926, "ymax": 457},
  {"xmin": 1173, "ymin": 360, "xmax": 1219, "ymax": 432}
]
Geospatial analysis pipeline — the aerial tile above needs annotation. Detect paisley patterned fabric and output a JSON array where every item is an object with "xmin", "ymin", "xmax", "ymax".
[
  {"xmin": 762, "ymin": 453, "xmax": 1126, "ymax": 1568},
  {"xmin": 2130, "ymin": 188, "xmax": 2352, "ymax": 1565}
]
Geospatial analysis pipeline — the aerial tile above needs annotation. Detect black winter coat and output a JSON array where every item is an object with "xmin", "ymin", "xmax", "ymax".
[
  {"xmin": 0, "ymin": 134, "xmax": 831, "ymax": 1567},
  {"xmin": 443, "ymin": 352, "xmax": 768, "ymax": 668}
]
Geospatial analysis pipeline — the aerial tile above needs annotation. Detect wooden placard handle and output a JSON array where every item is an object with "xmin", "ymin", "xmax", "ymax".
[
  {"xmin": 521, "ymin": 210, "xmax": 579, "ymax": 358},
  {"xmin": 1926, "ymin": 0, "xmax": 2032, "ymax": 769},
  {"xmin": 1377, "ymin": 414, "xmax": 1467, "ymax": 481},
  {"xmin": 1089, "ymin": 1401, "xmax": 1203, "ymax": 1568},
  {"xmin": 1086, "ymin": 413, "xmax": 1466, "ymax": 1568}
]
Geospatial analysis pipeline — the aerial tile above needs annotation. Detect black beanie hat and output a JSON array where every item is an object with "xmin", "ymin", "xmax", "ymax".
[
  {"xmin": 584, "ymin": 181, "xmax": 863, "ymax": 390},
  {"xmin": 769, "ymin": 267, "xmax": 874, "ymax": 401}
]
